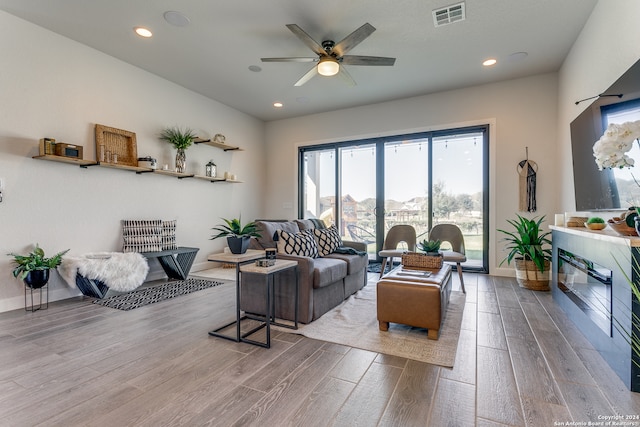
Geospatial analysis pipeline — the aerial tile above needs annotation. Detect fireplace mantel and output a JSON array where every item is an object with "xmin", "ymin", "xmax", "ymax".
[{"xmin": 551, "ymin": 226, "xmax": 640, "ymax": 392}]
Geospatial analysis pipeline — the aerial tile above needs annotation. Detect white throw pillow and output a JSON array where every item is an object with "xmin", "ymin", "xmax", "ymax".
[
  {"xmin": 313, "ymin": 225, "xmax": 342, "ymax": 256},
  {"xmin": 277, "ymin": 230, "xmax": 319, "ymax": 258}
]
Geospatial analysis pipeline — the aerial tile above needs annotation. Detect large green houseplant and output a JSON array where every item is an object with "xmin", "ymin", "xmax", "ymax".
[
  {"xmin": 8, "ymin": 244, "xmax": 69, "ymax": 288},
  {"xmin": 211, "ymin": 217, "xmax": 261, "ymax": 254},
  {"xmin": 159, "ymin": 126, "xmax": 197, "ymax": 173},
  {"xmin": 498, "ymin": 214, "xmax": 552, "ymax": 291}
]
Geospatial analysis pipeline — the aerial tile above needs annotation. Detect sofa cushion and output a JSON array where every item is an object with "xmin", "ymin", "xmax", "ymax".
[
  {"xmin": 325, "ymin": 251, "xmax": 367, "ymax": 275},
  {"xmin": 313, "ymin": 225, "xmax": 342, "ymax": 257},
  {"xmin": 255, "ymin": 220, "xmax": 299, "ymax": 249},
  {"xmin": 312, "ymin": 257, "xmax": 348, "ymax": 288},
  {"xmin": 295, "ymin": 218, "xmax": 327, "ymax": 231},
  {"xmin": 277, "ymin": 230, "xmax": 319, "ymax": 258}
]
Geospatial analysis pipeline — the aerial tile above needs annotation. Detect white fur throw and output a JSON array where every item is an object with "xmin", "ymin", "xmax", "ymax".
[{"xmin": 60, "ymin": 252, "xmax": 149, "ymax": 292}]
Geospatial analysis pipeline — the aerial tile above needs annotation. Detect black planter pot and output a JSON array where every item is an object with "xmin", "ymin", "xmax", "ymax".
[
  {"xmin": 227, "ymin": 236, "xmax": 251, "ymax": 254},
  {"xmin": 23, "ymin": 269, "xmax": 50, "ymax": 289}
]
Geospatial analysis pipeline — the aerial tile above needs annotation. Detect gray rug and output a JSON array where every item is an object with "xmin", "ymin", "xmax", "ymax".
[
  {"xmin": 93, "ymin": 278, "xmax": 225, "ymax": 310},
  {"xmin": 275, "ymin": 283, "xmax": 465, "ymax": 367}
]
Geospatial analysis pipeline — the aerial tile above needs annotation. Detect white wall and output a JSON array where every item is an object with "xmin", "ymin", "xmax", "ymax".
[
  {"xmin": 0, "ymin": 11, "xmax": 265, "ymax": 312},
  {"xmin": 557, "ymin": 0, "xmax": 640, "ymax": 211},
  {"xmin": 265, "ymin": 73, "xmax": 560, "ymax": 275}
]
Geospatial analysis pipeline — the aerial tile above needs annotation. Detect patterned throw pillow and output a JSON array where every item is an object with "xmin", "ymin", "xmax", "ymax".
[
  {"xmin": 122, "ymin": 219, "xmax": 162, "ymax": 253},
  {"xmin": 276, "ymin": 230, "xmax": 319, "ymax": 258},
  {"xmin": 313, "ymin": 225, "xmax": 342, "ymax": 256},
  {"xmin": 162, "ymin": 220, "xmax": 177, "ymax": 250}
]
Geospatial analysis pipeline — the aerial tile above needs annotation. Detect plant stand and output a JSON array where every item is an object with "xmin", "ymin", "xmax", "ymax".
[{"xmin": 25, "ymin": 283, "xmax": 48, "ymax": 312}]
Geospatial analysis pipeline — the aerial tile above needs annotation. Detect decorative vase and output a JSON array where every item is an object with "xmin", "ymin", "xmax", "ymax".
[
  {"xmin": 227, "ymin": 236, "xmax": 250, "ymax": 254},
  {"xmin": 24, "ymin": 269, "xmax": 50, "ymax": 289},
  {"xmin": 175, "ymin": 148, "xmax": 186, "ymax": 173}
]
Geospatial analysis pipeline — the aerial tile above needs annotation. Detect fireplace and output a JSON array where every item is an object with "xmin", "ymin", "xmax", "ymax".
[{"xmin": 557, "ymin": 249, "xmax": 612, "ymax": 336}]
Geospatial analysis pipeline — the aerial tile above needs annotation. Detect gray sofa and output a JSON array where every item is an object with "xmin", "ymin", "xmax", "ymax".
[{"xmin": 240, "ymin": 219, "xmax": 368, "ymax": 324}]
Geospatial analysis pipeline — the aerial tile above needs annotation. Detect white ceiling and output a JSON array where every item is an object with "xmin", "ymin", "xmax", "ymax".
[{"xmin": 0, "ymin": 0, "xmax": 597, "ymax": 122}]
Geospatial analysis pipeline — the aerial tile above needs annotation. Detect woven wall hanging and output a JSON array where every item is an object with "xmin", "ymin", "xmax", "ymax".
[{"xmin": 517, "ymin": 148, "xmax": 538, "ymax": 212}]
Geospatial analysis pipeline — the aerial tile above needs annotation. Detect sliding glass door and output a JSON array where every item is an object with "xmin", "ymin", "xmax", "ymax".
[{"xmin": 299, "ymin": 125, "xmax": 489, "ymax": 272}]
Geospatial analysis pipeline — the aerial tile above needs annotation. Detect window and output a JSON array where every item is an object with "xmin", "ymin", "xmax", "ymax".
[{"xmin": 299, "ymin": 125, "xmax": 489, "ymax": 272}]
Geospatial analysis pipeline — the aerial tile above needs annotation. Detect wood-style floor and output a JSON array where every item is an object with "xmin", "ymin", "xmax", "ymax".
[{"xmin": 0, "ymin": 273, "xmax": 639, "ymax": 426}]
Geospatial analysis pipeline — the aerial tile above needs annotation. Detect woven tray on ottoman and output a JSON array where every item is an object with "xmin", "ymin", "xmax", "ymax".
[{"xmin": 401, "ymin": 252, "xmax": 443, "ymax": 270}]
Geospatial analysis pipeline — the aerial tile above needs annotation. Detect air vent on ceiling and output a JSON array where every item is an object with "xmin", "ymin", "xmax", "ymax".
[{"xmin": 433, "ymin": 2, "xmax": 466, "ymax": 27}]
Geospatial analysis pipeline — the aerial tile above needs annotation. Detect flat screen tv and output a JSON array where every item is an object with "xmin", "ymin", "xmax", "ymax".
[{"xmin": 571, "ymin": 59, "xmax": 640, "ymax": 211}]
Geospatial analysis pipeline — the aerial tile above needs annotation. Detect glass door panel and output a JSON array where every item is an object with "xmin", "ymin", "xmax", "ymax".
[
  {"xmin": 384, "ymin": 139, "xmax": 430, "ymax": 246},
  {"xmin": 340, "ymin": 144, "xmax": 377, "ymax": 256},
  {"xmin": 301, "ymin": 149, "xmax": 336, "ymax": 225},
  {"xmin": 432, "ymin": 132, "xmax": 485, "ymax": 268}
]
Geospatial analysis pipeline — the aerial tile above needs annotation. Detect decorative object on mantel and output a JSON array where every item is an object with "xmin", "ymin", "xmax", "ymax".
[
  {"xmin": 517, "ymin": 147, "xmax": 537, "ymax": 212},
  {"xmin": 593, "ymin": 120, "xmax": 640, "ymax": 170},
  {"xmin": 584, "ymin": 217, "xmax": 607, "ymax": 230},
  {"xmin": 213, "ymin": 133, "xmax": 225, "ymax": 144},
  {"xmin": 211, "ymin": 216, "xmax": 262, "ymax": 254},
  {"xmin": 498, "ymin": 214, "xmax": 551, "ymax": 291},
  {"xmin": 565, "ymin": 216, "xmax": 588, "ymax": 227},
  {"xmin": 607, "ymin": 207, "xmax": 638, "ymax": 236},
  {"xmin": 159, "ymin": 126, "xmax": 196, "ymax": 173}
]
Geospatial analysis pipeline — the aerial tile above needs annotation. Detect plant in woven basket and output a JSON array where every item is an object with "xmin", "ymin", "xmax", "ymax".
[
  {"xmin": 497, "ymin": 214, "xmax": 552, "ymax": 273},
  {"xmin": 417, "ymin": 239, "xmax": 441, "ymax": 254}
]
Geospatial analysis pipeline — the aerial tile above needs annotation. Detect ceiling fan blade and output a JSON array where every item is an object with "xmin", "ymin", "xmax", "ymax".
[
  {"xmin": 261, "ymin": 57, "xmax": 317, "ymax": 63},
  {"xmin": 341, "ymin": 55, "xmax": 396, "ymax": 66},
  {"xmin": 286, "ymin": 24, "xmax": 327, "ymax": 57},
  {"xmin": 337, "ymin": 66, "xmax": 356, "ymax": 87},
  {"xmin": 332, "ymin": 23, "xmax": 376, "ymax": 57},
  {"xmin": 294, "ymin": 66, "xmax": 318, "ymax": 86}
]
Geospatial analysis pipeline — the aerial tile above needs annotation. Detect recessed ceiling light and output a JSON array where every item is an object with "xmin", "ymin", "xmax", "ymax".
[
  {"xmin": 482, "ymin": 58, "xmax": 497, "ymax": 67},
  {"xmin": 164, "ymin": 11, "xmax": 190, "ymax": 27},
  {"xmin": 134, "ymin": 27, "xmax": 153, "ymax": 38},
  {"xmin": 248, "ymin": 65, "xmax": 262, "ymax": 72},
  {"xmin": 273, "ymin": 102, "xmax": 283, "ymax": 108}
]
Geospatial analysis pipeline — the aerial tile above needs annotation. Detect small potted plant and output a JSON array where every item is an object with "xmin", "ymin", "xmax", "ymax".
[
  {"xmin": 417, "ymin": 239, "xmax": 441, "ymax": 255},
  {"xmin": 8, "ymin": 244, "xmax": 69, "ymax": 288},
  {"xmin": 585, "ymin": 217, "xmax": 606, "ymax": 230},
  {"xmin": 497, "ymin": 214, "xmax": 552, "ymax": 291},
  {"xmin": 211, "ymin": 217, "xmax": 261, "ymax": 254},
  {"xmin": 159, "ymin": 126, "xmax": 197, "ymax": 173}
]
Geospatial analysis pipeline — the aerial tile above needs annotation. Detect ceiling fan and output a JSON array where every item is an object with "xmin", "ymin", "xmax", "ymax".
[{"xmin": 261, "ymin": 23, "xmax": 396, "ymax": 86}]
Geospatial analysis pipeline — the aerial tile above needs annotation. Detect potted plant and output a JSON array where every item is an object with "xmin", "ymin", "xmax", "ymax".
[
  {"xmin": 8, "ymin": 244, "xmax": 69, "ymax": 288},
  {"xmin": 211, "ymin": 217, "xmax": 261, "ymax": 254},
  {"xmin": 417, "ymin": 239, "xmax": 441, "ymax": 255},
  {"xmin": 497, "ymin": 214, "xmax": 552, "ymax": 291},
  {"xmin": 159, "ymin": 126, "xmax": 197, "ymax": 173}
]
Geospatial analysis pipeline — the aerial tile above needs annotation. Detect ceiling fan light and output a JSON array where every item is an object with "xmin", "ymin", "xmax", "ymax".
[{"xmin": 317, "ymin": 58, "xmax": 339, "ymax": 76}]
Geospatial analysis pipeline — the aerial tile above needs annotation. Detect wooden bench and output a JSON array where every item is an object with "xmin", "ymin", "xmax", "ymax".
[
  {"xmin": 75, "ymin": 247, "xmax": 199, "ymax": 299},
  {"xmin": 141, "ymin": 246, "xmax": 199, "ymax": 280}
]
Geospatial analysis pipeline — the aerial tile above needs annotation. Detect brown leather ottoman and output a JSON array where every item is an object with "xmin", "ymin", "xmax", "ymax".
[{"xmin": 376, "ymin": 265, "xmax": 452, "ymax": 340}]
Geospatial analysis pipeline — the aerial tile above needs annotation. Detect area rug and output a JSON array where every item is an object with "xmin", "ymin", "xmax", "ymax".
[
  {"xmin": 93, "ymin": 278, "xmax": 225, "ymax": 311},
  {"xmin": 366, "ymin": 261, "xmax": 400, "ymax": 275},
  {"xmin": 275, "ymin": 283, "xmax": 465, "ymax": 367}
]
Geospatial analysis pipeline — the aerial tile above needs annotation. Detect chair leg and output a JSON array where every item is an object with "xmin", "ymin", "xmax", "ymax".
[
  {"xmin": 457, "ymin": 263, "xmax": 465, "ymax": 293},
  {"xmin": 379, "ymin": 257, "xmax": 388, "ymax": 278}
]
